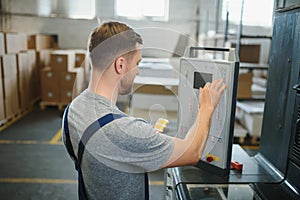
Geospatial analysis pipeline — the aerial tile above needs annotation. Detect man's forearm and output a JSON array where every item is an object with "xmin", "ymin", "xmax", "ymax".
[{"xmin": 183, "ymin": 106, "xmax": 213, "ymax": 160}]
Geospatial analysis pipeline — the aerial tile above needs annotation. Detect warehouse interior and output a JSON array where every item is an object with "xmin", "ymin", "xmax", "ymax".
[{"xmin": 0, "ymin": 0, "xmax": 299, "ymax": 199}]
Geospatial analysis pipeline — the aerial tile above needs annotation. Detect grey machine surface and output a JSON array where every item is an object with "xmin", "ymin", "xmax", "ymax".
[{"xmin": 175, "ymin": 47, "xmax": 282, "ymax": 183}]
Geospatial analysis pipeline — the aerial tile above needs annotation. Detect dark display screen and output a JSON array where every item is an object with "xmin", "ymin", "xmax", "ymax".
[{"xmin": 193, "ymin": 72, "xmax": 212, "ymax": 89}]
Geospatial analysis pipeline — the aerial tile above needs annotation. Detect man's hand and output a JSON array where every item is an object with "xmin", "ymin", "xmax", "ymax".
[
  {"xmin": 199, "ymin": 79, "xmax": 227, "ymax": 112},
  {"xmin": 162, "ymin": 79, "xmax": 227, "ymax": 168}
]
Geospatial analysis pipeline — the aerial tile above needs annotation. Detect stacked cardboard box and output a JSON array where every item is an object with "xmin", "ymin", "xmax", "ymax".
[
  {"xmin": 27, "ymin": 34, "xmax": 58, "ymax": 50},
  {"xmin": 16, "ymin": 50, "xmax": 39, "ymax": 111},
  {"xmin": 36, "ymin": 49, "xmax": 53, "ymax": 69},
  {"xmin": 17, "ymin": 52, "xmax": 31, "ymax": 111},
  {"xmin": 231, "ymin": 43, "xmax": 261, "ymax": 64},
  {"xmin": 237, "ymin": 70, "xmax": 253, "ymax": 99},
  {"xmin": 0, "ymin": 32, "xmax": 22, "ymax": 119},
  {"xmin": 0, "ymin": 31, "xmax": 59, "ymax": 123},
  {"xmin": 0, "ymin": 32, "xmax": 23, "ymax": 119},
  {"xmin": 4, "ymin": 32, "xmax": 24, "ymax": 53},
  {"xmin": 60, "ymin": 68, "xmax": 84, "ymax": 103},
  {"xmin": 1, "ymin": 54, "xmax": 19, "ymax": 118},
  {"xmin": 41, "ymin": 68, "xmax": 59, "ymax": 102},
  {"xmin": 74, "ymin": 49, "xmax": 87, "ymax": 68},
  {"xmin": 0, "ymin": 57, "xmax": 5, "ymax": 121},
  {"xmin": 0, "ymin": 33, "xmax": 5, "ymax": 56},
  {"xmin": 40, "ymin": 50, "xmax": 84, "ymax": 104},
  {"xmin": 27, "ymin": 34, "xmax": 59, "ymax": 105},
  {"xmin": 73, "ymin": 49, "xmax": 90, "ymax": 84},
  {"xmin": 28, "ymin": 34, "xmax": 58, "ymax": 70},
  {"xmin": 27, "ymin": 50, "xmax": 39, "ymax": 102}
]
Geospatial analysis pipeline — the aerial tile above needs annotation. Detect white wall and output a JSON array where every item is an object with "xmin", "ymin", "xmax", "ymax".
[
  {"xmin": 1, "ymin": 0, "xmax": 199, "ymax": 51},
  {"xmin": 1, "ymin": 0, "xmax": 273, "ymax": 63},
  {"xmin": 2, "ymin": 15, "xmax": 98, "ymax": 49}
]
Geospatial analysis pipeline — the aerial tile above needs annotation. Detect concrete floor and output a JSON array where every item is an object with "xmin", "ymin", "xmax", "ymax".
[
  {"xmin": 0, "ymin": 105, "xmax": 258, "ymax": 200},
  {"xmin": 0, "ymin": 106, "xmax": 166, "ymax": 200}
]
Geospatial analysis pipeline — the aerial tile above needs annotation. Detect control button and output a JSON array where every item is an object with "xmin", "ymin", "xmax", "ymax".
[{"xmin": 206, "ymin": 156, "xmax": 214, "ymax": 162}]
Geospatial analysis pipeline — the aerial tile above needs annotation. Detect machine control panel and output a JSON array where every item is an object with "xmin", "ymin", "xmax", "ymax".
[{"xmin": 177, "ymin": 47, "xmax": 239, "ymax": 175}]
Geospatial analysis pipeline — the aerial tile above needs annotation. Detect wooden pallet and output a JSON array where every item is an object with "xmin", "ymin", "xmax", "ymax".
[
  {"xmin": 0, "ymin": 107, "xmax": 33, "ymax": 132},
  {"xmin": 234, "ymin": 134, "xmax": 260, "ymax": 146},
  {"xmin": 234, "ymin": 120, "xmax": 260, "ymax": 145},
  {"xmin": 30, "ymin": 96, "xmax": 41, "ymax": 106},
  {"xmin": 39, "ymin": 101, "xmax": 68, "ymax": 111}
]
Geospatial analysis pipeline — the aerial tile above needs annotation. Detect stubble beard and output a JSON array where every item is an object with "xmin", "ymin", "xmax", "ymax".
[{"xmin": 119, "ymin": 76, "xmax": 134, "ymax": 95}]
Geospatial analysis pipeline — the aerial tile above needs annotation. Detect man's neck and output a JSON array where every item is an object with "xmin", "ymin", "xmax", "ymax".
[{"xmin": 88, "ymin": 71, "xmax": 119, "ymax": 105}]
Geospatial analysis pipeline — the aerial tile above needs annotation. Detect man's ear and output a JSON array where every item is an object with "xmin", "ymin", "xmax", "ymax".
[{"xmin": 114, "ymin": 57, "xmax": 125, "ymax": 75}]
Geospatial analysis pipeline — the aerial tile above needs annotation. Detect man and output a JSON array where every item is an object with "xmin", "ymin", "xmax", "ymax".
[{"xmin": 63, "ymin": 21, "xmax": 226, "ymax": 199}]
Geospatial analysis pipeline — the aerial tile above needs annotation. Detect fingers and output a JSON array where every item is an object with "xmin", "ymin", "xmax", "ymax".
[
  {"xmin": 218, "ymin": 83, "xmax": 227, "ymax": 93},
  {"xmin": 203, "ymin": 82, "xmax": 211, "ymax": 89},
  {"xmin": 211, "ymin": 79, "xmax": 224, "ymax": 90},
  {"xmin": 202, "ymin": 79, "xmax": 226, "ymax": 92},
  {"xmin": 198, "ymin": 79, "xmax": 227, "ymax": 111}
]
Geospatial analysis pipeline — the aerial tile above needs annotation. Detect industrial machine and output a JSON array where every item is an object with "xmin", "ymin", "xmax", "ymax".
[
  {"xmin": 165, "ymin": 4, "xmax": 300, "ymax": 200},
  {"xmin": 177, "ymin": 47, "xmax": 239, "ymax": 176}
]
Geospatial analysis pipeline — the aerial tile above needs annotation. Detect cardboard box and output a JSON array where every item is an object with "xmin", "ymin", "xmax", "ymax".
[
  {"xmin": 237, "ymin": 71, "xmax": 253, "ymax": 99},
  {"xmin": 60, "ymin": 67, "xmax": 85, "ymax": 101},
  {"xmin": 59, "ymin": 87, "xmax": 73, "ymax": 103},
  {"xmin": 36, "ymin": 49, "xmax": 53, "ymax": 69},
  {"xmin": 17, "ymin": 52, "xmax": 31, "ymax": 111},
  {"xmin": 50, "ymin": 50, "xmax": 75, "ymax": 72},
  {"xmin": 231, "ymin": 43, "xmax": 261, "ymax": 63},
  {"xmin": 74, "ymin": 50, "xmax": 87, "ymax": 68},
  {"xmin": 75, "ymin": 53, "xmax": 86, "ymax": 68},
  {"xmin": 27, "ymin": 50, "xmax": 37, "ymax": 69},
  {"xmin": 0, "ymin": 58, "xmax": 5, "ymax": 121},
  {"xmin": 60, "ymin": 71, "xmax": 76, "ymax": 88},
  {"xmin": 0, "ymin": 33, "xmax": 5, "ymax": 56},
  {"xmin": 236, "ymin": 101, "xmax": 265, "ymax": 137},
  {"xmin": 3, "ymin": 32, "xmax": 27, "ymax": 53},
  {"xmin": 1, "ymin": 54, "xmax": 19, "ymax": 117},
  {"xmin": 40, "ymin": 68, "xmax": 59, "ymax": 102},
  {"xmin": 18, "ymin": 83, "xmax": 30, "ymax": 110},
  {"xmin": 17, "ymin": 50, "xmax": 38, "ymax": 109},
  {"xmin": 40, "ymin": 64, "xmax": 85, "ymax": 104},
  {"xmin": 19, "ymin": 33, "xmax": 28, "ymax": 51},
  {"xmin": 0, "ymin": 82, "xmax": 5, "ymax": 121},
  {"xmin": 26, "ymin": 50, "xmax": 40, "ymax": 103},
  {"xmin": 41, "ymin": 87, "xmax": 60, "ymax": 102},
  {"xmin": 28, "ymin": 34, "xmax": 58, "ymax": 50},
  {"xmin": 40, "ymin": 67, "xmax": 59, "ymax": 89},
  {"xmin": 4, "ymin": 32, "xmax": 21, "ymax": 54},
  {"xmin": 17, "ymin": 52, "xmax": 29, "ymax": 74},
  {"xmin": 70, "ymin": 49, "xmax": 90, "ymax": 84},
  {"xmin": 3, "ymin": 77, "xmax": 19, "ymax": 118},
  {"xmin": 2, "ymin": 54, "xmax": 18, "ymax": 77}
]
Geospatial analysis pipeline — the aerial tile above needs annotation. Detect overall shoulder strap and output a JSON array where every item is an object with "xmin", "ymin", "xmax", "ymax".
[
  {"xmin": 63, "ymin": 104, "xmax": 126, "ymax": 200},
  {"xmin": 77, "ymin": 113, "xmax": 126, "ymax": 200},
  {"xmin": 77, "ymin": 113, "xmax": 126, "ymax": 166},
  {"xmin": 63, "ymin": 104, "xmax": 78, "ymax": 167}
]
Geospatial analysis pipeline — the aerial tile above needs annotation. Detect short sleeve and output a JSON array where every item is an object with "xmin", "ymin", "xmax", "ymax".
[{"xmin": 85, "ymin": 117, "xmax": 174, "ymax": 173}]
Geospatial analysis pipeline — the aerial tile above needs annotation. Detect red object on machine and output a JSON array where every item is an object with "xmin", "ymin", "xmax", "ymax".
[
  {"xmin": 206, "ymin": 156, "xmax": 214, "ymax": 163},
  {"xmin": 231, "ymin": 161, "xmax": 243, "ymax": 171}
]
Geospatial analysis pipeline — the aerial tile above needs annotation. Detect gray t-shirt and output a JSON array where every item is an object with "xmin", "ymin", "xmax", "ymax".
[{"xmin": 63, "ymin": 89, "xmax": 174, "ymax": 200}]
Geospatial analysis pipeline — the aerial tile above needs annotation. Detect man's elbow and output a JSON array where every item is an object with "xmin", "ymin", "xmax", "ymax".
[{"xmin": 189, "ymin": 151, "xmax": 200, "ymax": 165}]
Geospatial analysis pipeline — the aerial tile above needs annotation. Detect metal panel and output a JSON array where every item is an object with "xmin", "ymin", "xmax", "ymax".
[
  {"xmin": 259, "ymin": 9, "xmax": 298, "ymax": 174},
  {"xmin": 288, "ymin": 9, "xmax": 300, "ymax": 192}
]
